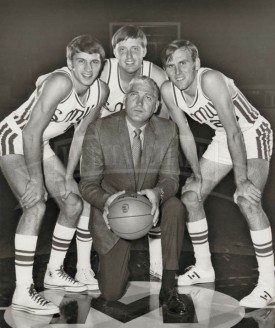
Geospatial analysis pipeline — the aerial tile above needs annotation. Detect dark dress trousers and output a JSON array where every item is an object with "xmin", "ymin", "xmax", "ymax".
[{"xmin": 79, "ymin": 110, "xmax": 185, "ymax": 300}]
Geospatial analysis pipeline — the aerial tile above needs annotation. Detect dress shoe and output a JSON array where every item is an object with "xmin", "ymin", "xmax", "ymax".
[{"xmin": 159, "ymin": 287, "xmax": 195, "ymax": 320}]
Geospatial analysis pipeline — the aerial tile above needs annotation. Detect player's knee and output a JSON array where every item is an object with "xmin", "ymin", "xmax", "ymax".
[
  {"xmin": 23, "ymin": 201, "xmax": 46, "ymax": 219},
  {"xmin": 101, "ymin": 285, "xmax": 125, "ymax": 301},
  {"xmin": 236, "ymin": 197, "xmax": 261, "ymax": 217},
  {"xmin": 163, "ymin": 196, "xmax": 184, "ymax": 212},
  {"xmin": 181, "ymin": 191, "xmax": 199, "ymax": 208},
  {"xmin": 63, "ymin": 193, "xmax": 83, "ymax": 217}
]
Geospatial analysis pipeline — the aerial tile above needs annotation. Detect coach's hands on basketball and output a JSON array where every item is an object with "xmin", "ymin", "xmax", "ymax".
[
  {"xmin": 21, "ymin": 179, "xmax": 48, "ymax": 208},
  {"xmin": 103, "ymin": 191, "xmax": 126, "ymax": 229},
  {"xmin": 138, "ymin": 189, "xmax": 160, "ymax": 226},
  {"xmin": 233, "ymin": 179, "xmax": 261, "ymax": 205}
]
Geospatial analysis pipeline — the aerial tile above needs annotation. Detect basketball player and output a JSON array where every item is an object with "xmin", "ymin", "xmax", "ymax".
[
  {"xmin": 0, "ymin": 35, "xmax": 109, "ymax": 315},
  {"xmin": 100, "ymin": 25, "xmax": 169, "ymax": 279},
  {"xmin": 161, "ymin": 40, "xmax": 274, "ymax": 308}
]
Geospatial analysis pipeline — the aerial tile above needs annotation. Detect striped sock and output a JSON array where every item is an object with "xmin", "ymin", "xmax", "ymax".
[
  {"xmin": 187, "ymin": 218, "xmax": 212, "ymax": 270},
  {"xmin": 48, "ymin": 223, "xmax": 76, "ymax": 269},
  {"xmin": 251, "ymin": 227, "xmax": 274, "ymax": 286},
  {"xmin": 15, "ymin": 234, "xmax": 37, "ymax": 285},
  {"xmin": 76, "ymin": 216, "xmax": 93, "ymax": 270}
]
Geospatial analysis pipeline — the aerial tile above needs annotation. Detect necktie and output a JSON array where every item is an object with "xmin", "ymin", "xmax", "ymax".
[{"xmin": 132, "ymin": 129, "xmax": 142, "ymax": 174}]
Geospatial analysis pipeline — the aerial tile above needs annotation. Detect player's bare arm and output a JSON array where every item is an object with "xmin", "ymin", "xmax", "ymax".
[
  {"xmin": 201, "ymin": 70, "xmax": 261, "ymax": 204},
  {"xmin": 21, "ymin": 73, "xmax": 73, "ymax": 208},
  {"xmin": 64, "ymin": 81, "xmax": 110, "ymax": 199},
  {"xmin": 161, "ymin": 81, "xmax": 202, "ymax": 199},
  {"xmin": 151, "ymin": 64, "xmax": 169, "ymax": 119}
]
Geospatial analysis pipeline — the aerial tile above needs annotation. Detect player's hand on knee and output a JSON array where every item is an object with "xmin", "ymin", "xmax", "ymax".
[
  {"xmin": 181, "ymin": 175, "xmax": 202, "ymax": 201},
  {"xmin": 138, "ymin": 189, "xmax": 160, "ymax": 226},
  {"xmin": 234, "ymin": 179, "xmax": 261, "ymax": 205},
  {"xmin": 103, "ymin": 191, "xmax": 126, "ymax": 229},
  {"xmin": 61, "ymin": 175, "xmax": 75, "ymax": 201},
  {"xmin": 21, "ymin": 179, "xmax": 47, "ymax": 208}
]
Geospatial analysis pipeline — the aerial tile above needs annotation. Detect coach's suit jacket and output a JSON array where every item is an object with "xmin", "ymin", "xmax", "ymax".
[{"xmin": 79, "ymin": 109, "xmax": 180, "ymax": 254}]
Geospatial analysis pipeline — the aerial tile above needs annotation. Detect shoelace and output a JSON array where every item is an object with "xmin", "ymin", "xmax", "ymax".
[
  {"xmin": 81, "ymin": 269, "xmax": 95, "ymax": 280},
  {"xmin": 29, "ymin": 284, "xmax": 50, "ymax": 305},
  {"xmin": 57, "ymin": 266, "xmax": 77, "ymax": 284}
]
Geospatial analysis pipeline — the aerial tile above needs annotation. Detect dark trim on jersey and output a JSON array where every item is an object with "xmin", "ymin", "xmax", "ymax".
[
  {"xmin": 256, "ymin": 121, "xmax": 272, "ymax": 160},
  {"xmin": 96, "ymin": 79, "xmax": 101, "ymax": 107},
  {"xmin": 55, "ymin": 69, "xmax": 74, "ymax": 104},
  {"xmin": 172, "ymin": 84, "xmax": 179, "ymax": 108},
  {"xmin": 8, "ymin": 132, "xmax": 17, "ymax": 154},
  {"xmin": 75, "ymin": 86, "xmax": 91, "ymax": 108},
  {"xmin": 106, "ymin": 59, "xmax": 112, "ymax": 86},
  {"xmin": 15, "ymin": 97, "xmax": 36, "ymax": 125},
  {"xmin": 184, "ymin": 88, "xmax": 198, "ymax": 109},
  {"xmin": 0, "ymin": 123, "xmax": 8, "ymax": 135},
  {"xmin": 148, "ymin": 62, "xmax": 152, "ymax": 77},
  {"xmin": 238, "ymin": 93, "xmax": 259, "ymax": 120},
  {"xmin": 198, "ymin": 68, "xmax": 212, "ymax": 101},
  {"xmin": 61, "ymin": 88, "xmax": 73, "ymax": 104},
  {"xmin": 117, "ymin": 64, "xmax": 126, "ymax": 95},
  {"xmin": 1, "ymin": 127, "xmax": 17, "ymax": 155},
  {"xmin": 233, "ymin": 99, "xmax": 254, "ymax": 123}
]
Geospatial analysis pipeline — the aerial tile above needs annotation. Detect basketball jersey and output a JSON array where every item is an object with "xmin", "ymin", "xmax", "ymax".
[
  {"xmin": 100, "ymin": 58, "xmax": 153, "ymax": 118},
  {"xmin": 171, "ymin": 67, "xmax": 260, "ymax": 133},
  {"xmin": 3, "ymin": 67, "xmax": 102, "ymax": 143}
]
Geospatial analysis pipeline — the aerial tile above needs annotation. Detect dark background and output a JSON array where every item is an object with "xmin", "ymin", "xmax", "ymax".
[{"xmin": 0, "ymin": 0, "xmax": 274, "ymax": 259}]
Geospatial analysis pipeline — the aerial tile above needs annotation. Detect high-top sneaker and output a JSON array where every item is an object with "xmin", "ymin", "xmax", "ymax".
[
  {"xmin": 44, "ymin": 265, "xmax": 87, "ymax": 293},
  {"xmin": 12, "ymin": 284, "xmax": 59, "ymax": 315},
  {"xmin": 75, "ymin": 268, "xmax": 99, "ymax": 291}
]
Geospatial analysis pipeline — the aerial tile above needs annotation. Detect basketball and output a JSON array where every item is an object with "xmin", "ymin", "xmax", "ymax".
[{"xmin": 107, "ymin": 193, "xmax": 153, "ymax": 240}]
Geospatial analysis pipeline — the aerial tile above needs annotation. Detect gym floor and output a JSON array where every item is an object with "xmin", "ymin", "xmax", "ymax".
[{"xmin": 0, "ymin": 248, "xmax": 274, "ymax": 328}]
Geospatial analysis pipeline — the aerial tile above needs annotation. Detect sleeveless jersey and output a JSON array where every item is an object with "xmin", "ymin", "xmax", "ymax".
[
  {"xmin": 171, "ymin": 67, "xmax": 260, "ymax": 133},
  {"xmin": 0, "ymin": 67, "xmax": 102, "ymax": 156},
  {"xmin": 100, "ymin": 58, "xmax": 153, "ymax": 118}
]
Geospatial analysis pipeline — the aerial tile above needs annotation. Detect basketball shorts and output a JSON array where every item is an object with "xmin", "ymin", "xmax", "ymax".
[
  {"xmin": 202, "ymin": 117, "xmax": 273, "ymax": 165},
  {"xmin": 0, "ymin": 116, "xmax": 55, "ymax": 160}
]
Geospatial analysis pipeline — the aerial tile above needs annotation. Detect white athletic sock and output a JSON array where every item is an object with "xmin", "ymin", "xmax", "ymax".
[
  {"xmin": 187, "ymin": 218, "xmax": 212, "ymax": 270},
  {"xmin": 15, "ymin": 234, "xmax": 37, "ymax": 285},
  {"xmin": 250, "ymin": 227, "xmax": 274, "ymax": 287},
  {"xmin": 48, "ymin": 223, "xmax": 76, "ymax": 269},
  {"xmin": 149, "ymin": 237, "xmax": 163, "ymax": 271},
  {"xmin": 76, "ymin": 216, "xmax": 93, "ymax": 270}
]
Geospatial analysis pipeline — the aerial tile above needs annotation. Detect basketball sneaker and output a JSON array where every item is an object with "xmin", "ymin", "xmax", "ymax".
[
  {"xmin": 44, "ymin": 265, "xmax": 87, "ymax": 292},
  {"xmin": 178, "ymin": 265, "xmax": 215, "ymax": 286},
  {"xmin": 240, "ymin": 284, "xmax": 274, "ymax": 308},
  {"xmin": 75, "ymin": 268, "xmax": 99, "ymax": 291},
  {"xmin": 12, "ymin": 283, "xmax": 59, "ymax": 315}
]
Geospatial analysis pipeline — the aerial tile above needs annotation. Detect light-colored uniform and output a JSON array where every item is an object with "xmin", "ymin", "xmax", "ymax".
[
  {"xmin": 170, "ymin": 67, "xmax": 273, "ymax": 164},
  {"xmin": 0, "ymin": 67, "xmax": 102, "ymax": 159},
  {"xmin": 100, "ymin": 58, "xmax": 153, "ymax": 118}
]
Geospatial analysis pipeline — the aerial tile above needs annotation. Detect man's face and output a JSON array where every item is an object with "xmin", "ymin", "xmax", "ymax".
[
  {"xmin": 165, "ymin": 48, "xmax": 198, "ymax": 91},
  {"xmin": 114, "ymin": 38, "xmax": 146, "ymax": 74},
  {"xmin": 125, "ymin": 80, "xmax": 158, "ymax": 127},
  {"xmin": 68, "ymin": 52, "xmax": 102, "ymax": 87}
]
